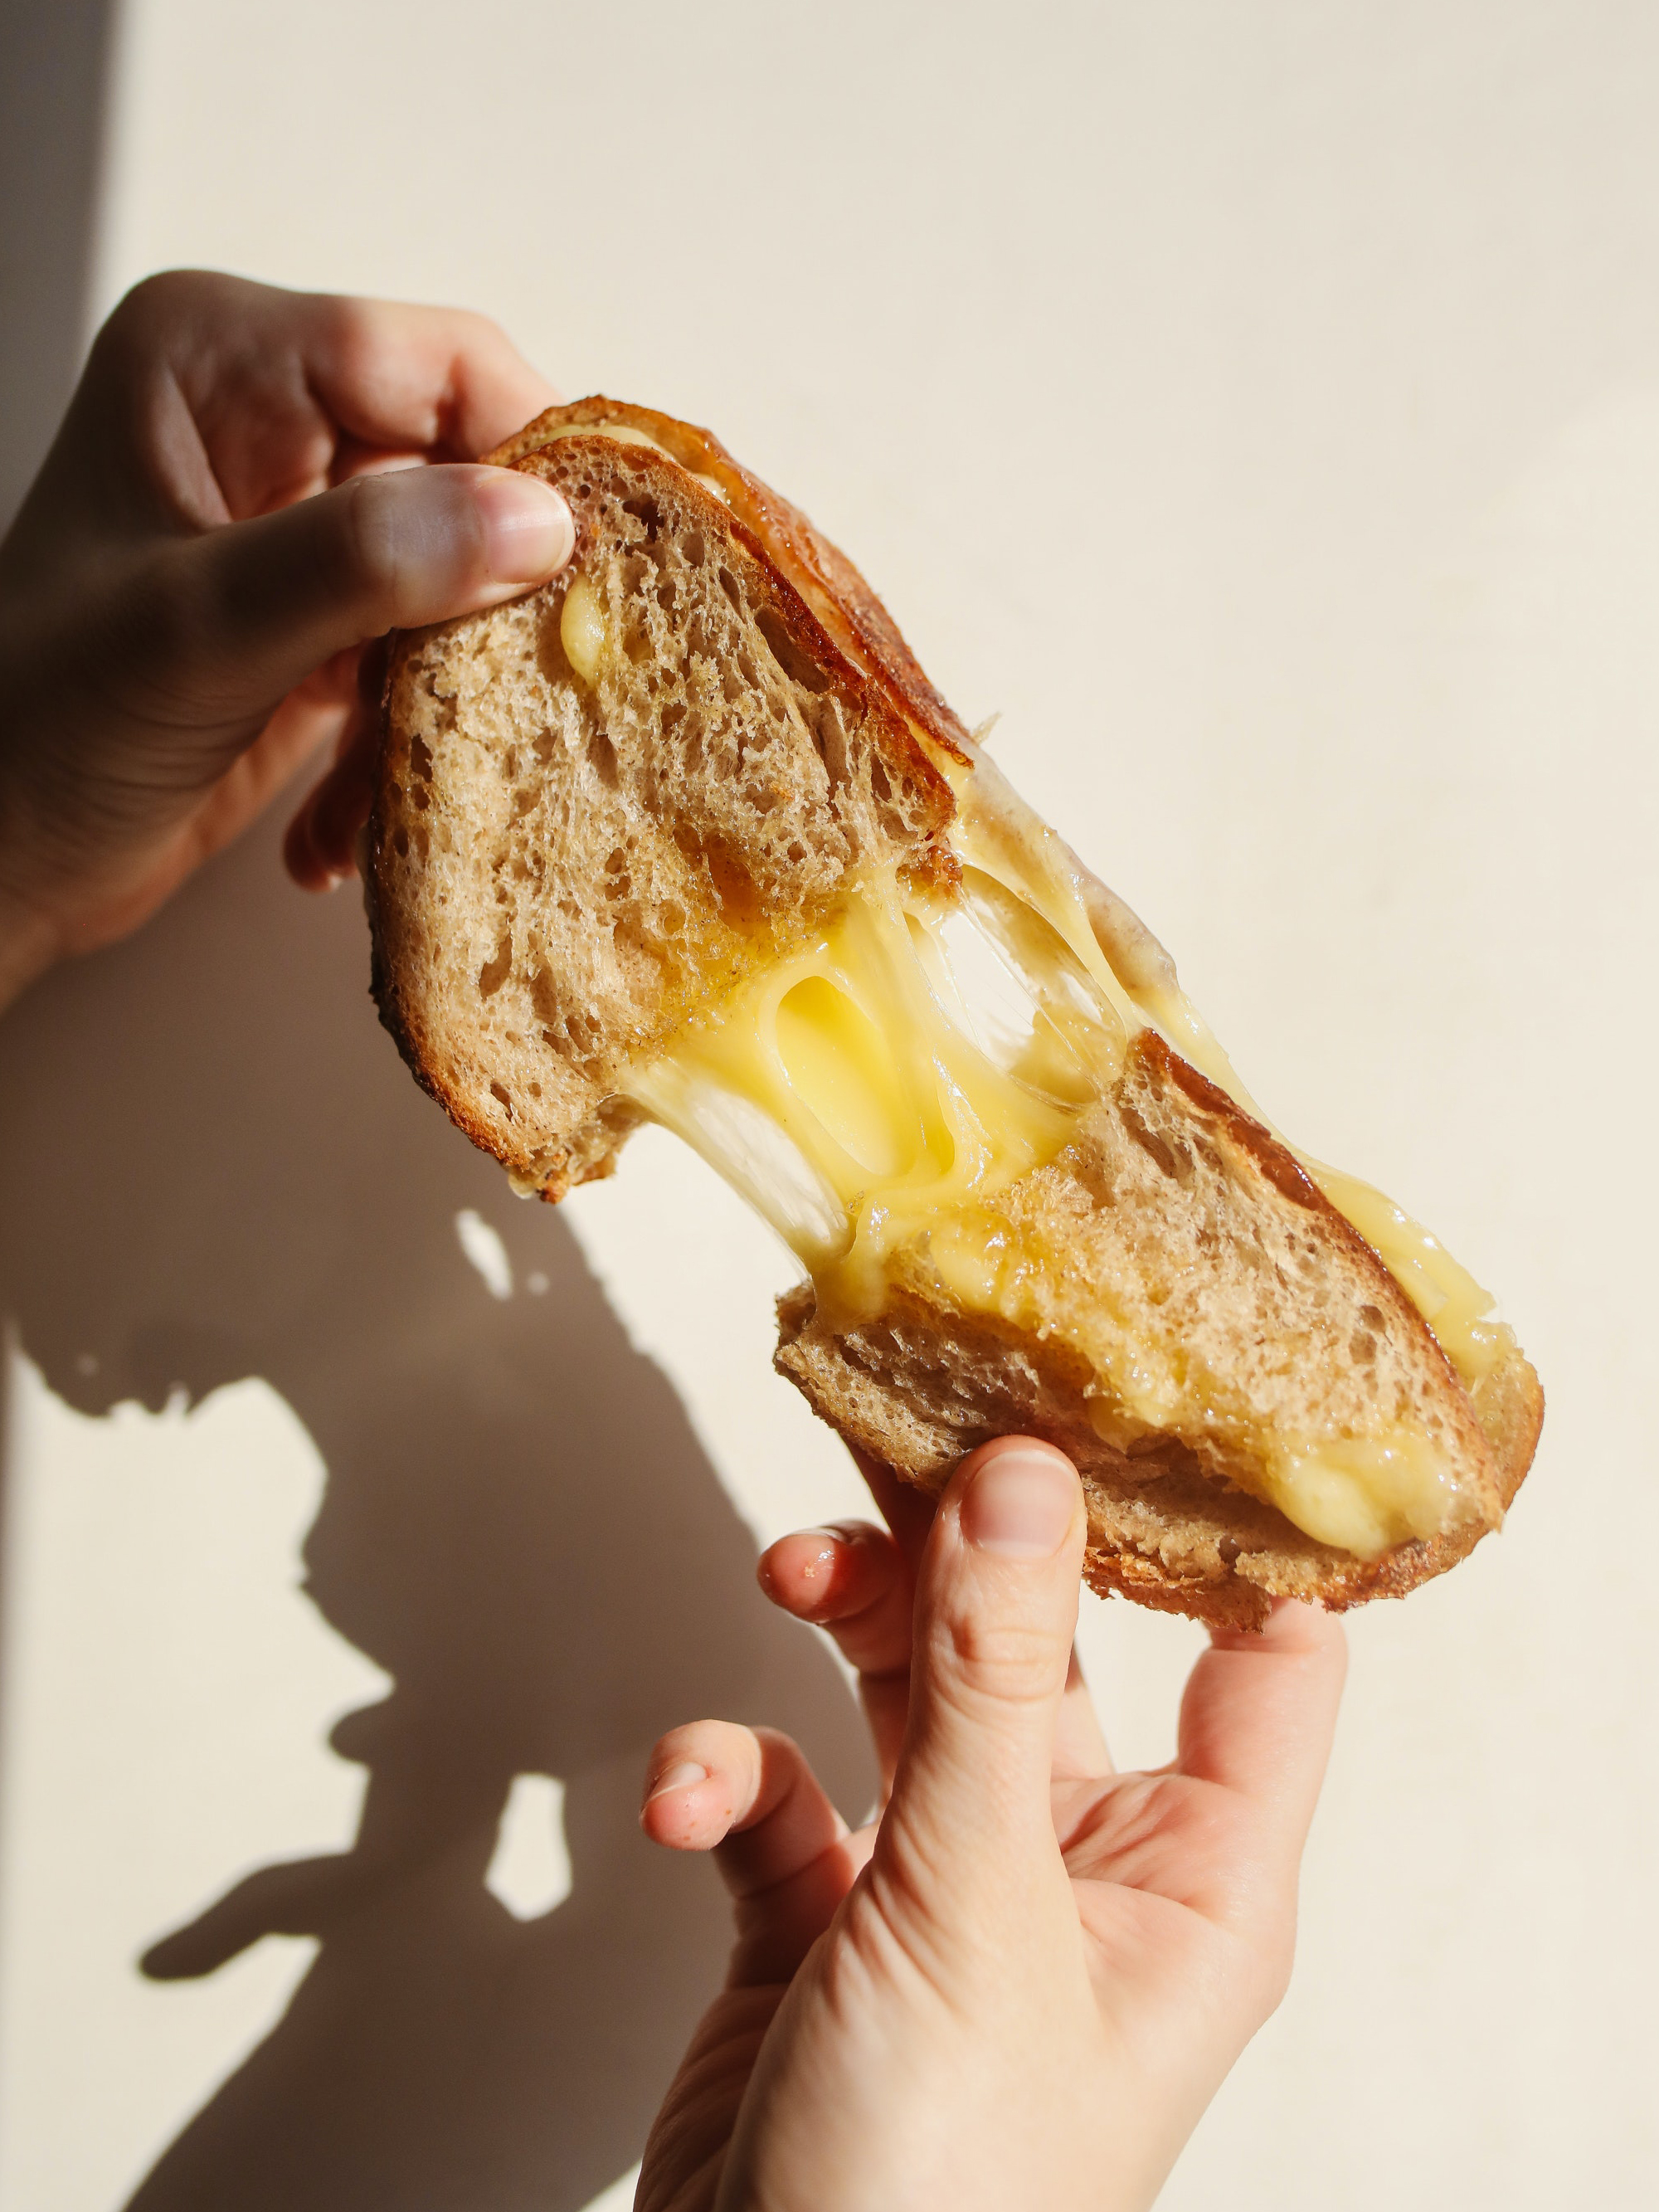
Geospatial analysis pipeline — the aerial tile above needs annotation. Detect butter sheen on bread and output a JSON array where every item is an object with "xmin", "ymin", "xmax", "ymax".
[{"xmin": 367, "ymin": 400, "xmax": 1542, "ymax": 1629}]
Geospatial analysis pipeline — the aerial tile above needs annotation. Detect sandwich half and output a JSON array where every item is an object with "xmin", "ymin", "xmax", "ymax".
[{"xmin": 366, "ymin": 399, "xmax": 1543, "ymax": 1628}]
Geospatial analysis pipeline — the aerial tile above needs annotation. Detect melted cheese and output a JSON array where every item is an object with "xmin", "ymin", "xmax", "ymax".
[
  {"xmin": 560, "ymin": 573, "xmax": 607, "ymax": 684},
  {"xmin": 628, "ymin": 889, "xmax": 1091, "ymax": 1329}
]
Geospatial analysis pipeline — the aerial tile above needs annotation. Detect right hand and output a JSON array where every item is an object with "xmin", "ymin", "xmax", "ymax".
[{"xmin": 637, "ymin": 1439, "xmax": 1347, "ymax": 2212}]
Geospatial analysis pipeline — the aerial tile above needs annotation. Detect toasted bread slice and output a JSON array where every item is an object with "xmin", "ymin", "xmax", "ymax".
[{"xmin": 367, "ymin": 402, "xmax": 1541, "ymax": 1628}]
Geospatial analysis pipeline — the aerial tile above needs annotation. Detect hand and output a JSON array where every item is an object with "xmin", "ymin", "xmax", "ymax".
[
  {"xmin": 0, "ymin": 269, "xmax": 572, "ymax": 1007},
  {"xmin": 637, "ymin": 1440, "xmax": 1346, "ymax": 2212}
]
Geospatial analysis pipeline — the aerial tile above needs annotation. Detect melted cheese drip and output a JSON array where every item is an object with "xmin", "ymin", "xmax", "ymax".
[{"xmin": 560, "ymin": 574, "xmax": 607, "ymax": 683}]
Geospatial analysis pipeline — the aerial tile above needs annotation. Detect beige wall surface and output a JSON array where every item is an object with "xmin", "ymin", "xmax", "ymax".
[{"xmin": 2, "ymin": 2, "xmax": 1656, "ymax": 2205}]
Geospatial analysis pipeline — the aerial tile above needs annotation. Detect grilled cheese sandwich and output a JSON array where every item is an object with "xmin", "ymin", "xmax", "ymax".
[{"xmin": 367, "ymin": 399, "xmax": 1542, "ymax": 1626}]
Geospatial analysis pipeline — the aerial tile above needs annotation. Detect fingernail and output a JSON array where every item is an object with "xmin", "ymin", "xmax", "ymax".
[
  {"xmin": 474, "ymin": 470, "xmax": 576, "ymax": 582},
  {"xmin": 646, "ymin": 1760, "xmax": 708, "ymax": 1803},
  {"xmin": 961, "ymin": 1448, "xmax": 1078, "ymax": 1559},
  {"xmin": 789, "ymin": 1527, "xmax": 847, "ymax": 1589}
]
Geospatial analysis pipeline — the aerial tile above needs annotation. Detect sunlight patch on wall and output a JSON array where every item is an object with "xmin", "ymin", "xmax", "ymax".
[
  {"xmin": 0, "ymin": 1345, "xmax": 387, "ymax": 2212},
  {"xmin": 484, "ymin": 1772, "xmax": 572, "ymax": 1922},
  {"xmin": 455, "ymin": 1207, "xmax": 514, "ymax": 1300}
]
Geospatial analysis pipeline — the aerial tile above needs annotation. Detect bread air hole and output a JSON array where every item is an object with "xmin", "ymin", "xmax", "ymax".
[
  {"xmin": 478, "ymin": 937, "xmax": 513, "ymax": 997},
  {"xmin": 586, "ymin": 724, "xmax": 620, "ymax": 787},
  {"xmin": 756, "ymin": 607, "xmax": 832, "ymax": 694},
  {"xmin": 490, "ymin": 1081, "xmax": 513, "ymax": 1116}
]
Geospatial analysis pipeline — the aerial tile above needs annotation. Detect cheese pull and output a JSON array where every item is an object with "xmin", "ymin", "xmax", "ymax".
[
  {"xmin": 620, "ymin": 754, "xmax": 1507, "ymax": 1561},
  {"xmin": 371, "ymin": 396, "xmax": 1540, "ymax": 1618}
]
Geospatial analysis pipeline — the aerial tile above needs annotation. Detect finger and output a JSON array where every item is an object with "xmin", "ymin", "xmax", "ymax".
[
  {"xmin": 758, "ymin": 1523, "xmax": 912, "ymax": 1679},
  {"xmin": 284, "ymin": 706, "xmax": 376, "ymax": 889},
  {"xmin": 848, "ymin": 1444, "xmax": 937, "ymax": 1570},
  {"xmin": 328, "ymin": 443, "xmax": 431, "ymax": 487},
  {"xmin": 878, "ymin": 1437, "xmax": 1086, "ymax": 1920},
  {"xmin": 125, "ymin": 462, "xmax": 574, "ymax": 748},
  {"xmin": 758, "ymin": 1523, "xmax": 915, "ymax": 1791},
  {"xmin": 77, "ymin": 277, "xmax": 560, "ymax": 534},
  {"xmin": 1054, "ymin": 1643, "xmax": 1115, "ymax": 1781},
  {"xmin": 298, "ymin": 292, "xmax": 560, "ymax": 461},
  {"xmin": 640, "ymin": 1722, "xmax": 860, "ymax": 1985},
  {"xmin": 1175, "ymin": 1599, "xmax": 1347, "ymax": 1843}
]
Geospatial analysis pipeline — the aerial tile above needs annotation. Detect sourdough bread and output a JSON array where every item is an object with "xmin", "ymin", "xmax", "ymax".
[{"xmin": 367, "ymin": 403, "xmax": 1542, "ymax": 1626}]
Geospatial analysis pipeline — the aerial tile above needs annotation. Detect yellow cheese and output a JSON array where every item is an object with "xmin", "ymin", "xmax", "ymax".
[
  {"xmin": 629, "ymin": 889, "xmax": 1084, "ymax": 1328},
  {"xmin": 559, "ymin": 573, "xmax": 607, "ymax": 685},
  {"xmin": 618, "ymin": 747, "xmax": 1503, "ymax": 1561},
  {"xmin": 1266, "ymin": 1428, "xmax": 1463, "ymax": 1556}
]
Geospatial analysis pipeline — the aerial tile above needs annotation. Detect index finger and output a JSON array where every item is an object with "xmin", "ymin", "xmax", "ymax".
[
  {"xmin": 848, "ymin": 1445, "xmax": 937, "ymax": 1568},
  {"xmin": 300, "ymin": 293, "xmax": 560, "ymax": 461},
  {"xmin": 1175, "ymin": 1600, "xmax": 1347, "ymax": 1840}
]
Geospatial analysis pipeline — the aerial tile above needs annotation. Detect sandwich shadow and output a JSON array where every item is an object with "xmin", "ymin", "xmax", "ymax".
[{"xmin": 0, "ymin": 811, "xmax": 869, "ymax": 2211}]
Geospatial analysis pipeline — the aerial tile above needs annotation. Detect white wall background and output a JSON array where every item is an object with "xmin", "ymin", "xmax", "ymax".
[{"xmin": 2, "ymin": 2, "xmax": 1657, "ymax": 2205}]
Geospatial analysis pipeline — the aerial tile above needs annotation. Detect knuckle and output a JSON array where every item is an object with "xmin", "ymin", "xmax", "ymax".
[
  {"xmin": 107, "ymin": 269, "xmax": 192, "ymax": 334},
  {"xmin": 91, "ymin": 275, "xmax": 179, "ymax": 376},
  {"xmin": 935, "ymin": 1607, "xmax": 1062, "ymax": 1707},
  {"xmin": 100, "ymin": 270, "xmax": 232, "ymax": 354},
  {"xmin": 332, "ymin": 471, "xmax": 479, "ymax": 626},
  {"xmin": 316, "ymin": 294, "xmax": 386, "ymax": 391},
  {"xmin": 331, "ymin": 475, "xmax": 412, "ymax": 616},
  {"xmin": 1253, "ymin": 1937, "xmax": 1296, "ymax": 2023}
]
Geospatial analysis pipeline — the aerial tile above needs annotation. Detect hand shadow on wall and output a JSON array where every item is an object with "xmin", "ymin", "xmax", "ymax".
[{"xmin": 0, "ymin": 813, "xmax": 869, "ymax": 2211}]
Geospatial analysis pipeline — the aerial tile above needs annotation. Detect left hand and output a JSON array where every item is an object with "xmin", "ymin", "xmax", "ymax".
[
  {"xmin": 0, "ymin": 270, "xmax": 569, "ymax": 1006},
  {"xmin": 636, "ymin": 1440, "xmax": 1347, "ymax": 2212}
]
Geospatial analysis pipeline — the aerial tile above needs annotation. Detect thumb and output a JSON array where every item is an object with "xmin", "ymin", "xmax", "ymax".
[
  {"xmin": 879, "ymin": 1439, "xmax": 1086, "ymax": 1907},
  {"xmin": 127, "ymin": 462, "xmax": 574, "ymax": 737}
]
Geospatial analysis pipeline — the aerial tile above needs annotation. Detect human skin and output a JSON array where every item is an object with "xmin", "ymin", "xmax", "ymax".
[
  {"xmin": 638, "ymin": 1439, "xmax": 1347, "ymax": 2212},
  {"xmin": 0, "ymin": 269, "xmax": 573, "ymax": 1009}
]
